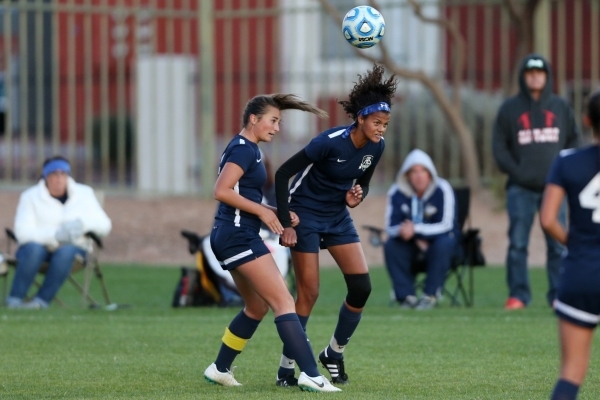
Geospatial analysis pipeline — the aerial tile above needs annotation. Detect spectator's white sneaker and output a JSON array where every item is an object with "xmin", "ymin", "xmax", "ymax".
[
  {"xmin": 6, "ymin": 296, "xmax": 23, "ymax": 309},
  {"xmin": 298, "ymin": 372, "xmax": 342, "ymax": 392},
  {"xmin": 6, "ymin": 297, "xmax": 48, "ymax": 309},
  {"xmin": 23, "ymin": 297, "xmax": 48, "ymax": 309},
  {"xmin": 203, "ymin": 363, "xmax": 241, "ymax": 386},
  {"xmin": 415, "ymin": 295, "xmax": 436, "ymax": 310}
]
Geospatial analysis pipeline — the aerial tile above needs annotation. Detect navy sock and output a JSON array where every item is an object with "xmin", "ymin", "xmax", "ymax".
[
  {"xmin": 214, "ymin": 310, "xmax": 261, "ymax": 373},
  {"xmin": 551, "ymin": 379, "xmax": 580, "ymax": 400},
  {"xmin": 275, "ymin": 313, "xmax": 319, "ymax": 377},
  {"xmin": 326, "ymin": 303, "xmax": 362, "ymax": 360},
  {"xmin": 278, "ymin": 315, "xmax": 309, "ymax": 378}
]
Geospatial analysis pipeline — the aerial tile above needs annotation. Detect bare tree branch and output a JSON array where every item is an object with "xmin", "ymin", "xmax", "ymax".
[
  {"xmin": 406, "ymin": 0, "xmax": 465, "ymax": 111},
  {"xmin": 502, "ymin": 0, "xmax": 543, "ymax": 94},
  {"xmin": 504, "ymin": 0, "xmax": 521, "ymax": 23},
  {"xmin": 366, "ymin": 0, "xmax": 395, "ymax": 64},
  {"xmin": 316, "ymin": 0, "xmax": 481, "ymax": 191},
  {"xmin": 316, "ymin": 0, "xmax": 423, "ymax": 80}
]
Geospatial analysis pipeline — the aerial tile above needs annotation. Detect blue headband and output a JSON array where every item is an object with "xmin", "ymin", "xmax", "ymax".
[
  {"xmin": 357, "ymin": 102, "xmax": 391, "ymax": 117},
  {"xmin": 43, "ymin": 159, "xmax": 71, "ymax": 178},
  {"xmin": 343, "ymin": 102, "xmax": 391, "ymax": 138}
]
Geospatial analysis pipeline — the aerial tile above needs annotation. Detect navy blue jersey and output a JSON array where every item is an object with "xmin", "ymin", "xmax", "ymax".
[
  {"xmin": 288, "ymin": 126, "xmax": 385, "ymax": 219},
  {"xmin": 214, "ymin": 135, "xmax": 266, "ymax": 231},
  {"xmin": 547, "ymin": 145, "xmax": 600, "ymax": 264}
]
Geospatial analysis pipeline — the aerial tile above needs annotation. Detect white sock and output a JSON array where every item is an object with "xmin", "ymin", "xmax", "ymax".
[
  {"xmin": 280, "ymin": 354, "xmax": 295, "ymax": 369},
  {"xmin": 329, "ymin": 335, "xmax": 346, "ymax": 354}
]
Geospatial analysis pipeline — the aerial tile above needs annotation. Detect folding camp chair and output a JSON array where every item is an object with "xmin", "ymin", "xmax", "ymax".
[
  {"xmin": 363, "ymin": 187, "xmax": 485, "ymax": 307},
  {"xmin": 1, "ymin": 227, "xmax": 112, "ymax": 308}
]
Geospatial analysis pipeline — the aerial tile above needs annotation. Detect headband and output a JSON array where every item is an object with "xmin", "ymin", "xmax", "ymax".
[
  {"xmin": 357, "ymin": 102, "xmax": 391, "ymax": 117},
  {"xmin": 43, "ymin": 159, "xmax": 71, "ymax": 178},
  {"xmin": 342, "ymin": 102, "xmax": 391, "ymax": 138}
]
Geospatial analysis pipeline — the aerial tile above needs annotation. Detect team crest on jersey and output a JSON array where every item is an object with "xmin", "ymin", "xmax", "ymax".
[{"xmin": 358, "ymin": 155, "xmax": 373, "ymax": 171}]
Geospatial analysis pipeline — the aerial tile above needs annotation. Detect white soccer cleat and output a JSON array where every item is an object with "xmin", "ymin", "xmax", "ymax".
[
  {"xmin": 298, "ymin": 372, "xmax": 342, "ymax": 393},
  {"xmin": 203, "ymin": 363, "xmax": 242, "ymax": 387}
]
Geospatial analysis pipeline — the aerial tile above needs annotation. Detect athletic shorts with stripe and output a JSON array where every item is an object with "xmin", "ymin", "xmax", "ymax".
[
  {"xmin": 210, "ymin": 225, "xmax": 270, "ymax": 270},
  {"xmin": 554, "ymin": 263, "xmax": 600, "ymax": 329},
  {"xmin": 292, "ymin": 212, "xmax": 360, "ymax": 253}
]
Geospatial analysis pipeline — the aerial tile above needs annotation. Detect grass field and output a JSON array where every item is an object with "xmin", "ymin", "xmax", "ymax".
[{"xmin": 1, "ymin": 265, "xmax": 599, "ymax": 399}]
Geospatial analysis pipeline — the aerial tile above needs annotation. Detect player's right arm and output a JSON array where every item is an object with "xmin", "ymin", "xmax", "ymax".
[
  {"xmin": 540, "ymin": 183, "xmax": 567, "ymax": 245},
  {"xmin": 214, "ymin": 161, "xmax": 283, "ymax": 235},
  {"xmin": 275, "ymin": 149, "xmax": 314, "ymax": 247},
  {"xmin": 540, "ymin": 156, "xmax": 567, "ymax": 245}
]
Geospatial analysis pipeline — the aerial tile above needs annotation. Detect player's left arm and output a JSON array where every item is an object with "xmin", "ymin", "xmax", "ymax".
[
  {"xmin": 261, "ymin": 202, "xmax": 300, "ymax": 227},
  {"xmin": 540, "ymin": 184, "xmax": 567, "ymax": 245},
  {"xmin": 353, "ymin": 161, "xmax": 376, "ymax": 202}
]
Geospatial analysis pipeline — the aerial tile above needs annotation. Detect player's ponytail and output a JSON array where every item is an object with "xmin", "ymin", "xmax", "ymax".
[
  {"xmin": 587, "ymin": 89, "xmax": 600, "ymax": 135},
  {"xmin": 242, "ymin": 94, "xmax": 328, "ymax": 128},
  {"xmin": 270, "ymin": 94, "xmax": 328, "ymax": 118},
  {"xmin": 338, "ymin": 63, "xmax": 398, "ymax": 120}
]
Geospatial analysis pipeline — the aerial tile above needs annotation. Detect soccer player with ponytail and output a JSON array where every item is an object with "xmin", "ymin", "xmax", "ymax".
[{"xmin": 203, "ymin": 94, "xmax": 340, "ymax": 393}]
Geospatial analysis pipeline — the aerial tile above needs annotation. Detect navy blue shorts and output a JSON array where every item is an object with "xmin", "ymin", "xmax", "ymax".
[
  {"xmin": 210, "ymin": 225, "xmax": 270, "ymax": 270},
  {"xmin": 292, "ymin": 213, "xmax": 360, "ymax": 253},
  {"xmin": 554, "ymin": 263, "xmax": 600, "ymax": 329}
]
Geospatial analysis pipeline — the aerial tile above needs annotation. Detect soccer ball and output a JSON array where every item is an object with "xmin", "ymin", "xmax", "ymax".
[{"xmin": 341, "ymin": 6, "xmax": 385, "ymax": 49}]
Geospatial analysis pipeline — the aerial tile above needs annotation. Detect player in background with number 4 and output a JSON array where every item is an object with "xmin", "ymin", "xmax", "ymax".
[{"xmin": 542, "ymin": 90, "xmax": 600, "ymax": 400}]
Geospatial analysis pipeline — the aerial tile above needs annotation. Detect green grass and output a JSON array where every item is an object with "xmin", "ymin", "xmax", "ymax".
[{"xmin": 1, "ymin": 265, "xmax": 600, "ymax": 399}]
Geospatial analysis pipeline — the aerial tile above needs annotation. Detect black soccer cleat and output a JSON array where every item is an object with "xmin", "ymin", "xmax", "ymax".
[
  {"xmin": 275, "ymin": 374, "xmax": 298, "ymax": 387},
  {"xmin": 318, "ymin": 348, "xmax": 349, "ymax": 385}
]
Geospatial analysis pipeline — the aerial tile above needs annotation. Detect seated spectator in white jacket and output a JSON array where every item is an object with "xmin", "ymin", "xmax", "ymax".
[
  {"xmin": 383, "ymin": 149, "xmax": 459, "ymax": 310},
  {"xmin": 6, "ymin": 156, "xmax": 112, "ymax": 309}
]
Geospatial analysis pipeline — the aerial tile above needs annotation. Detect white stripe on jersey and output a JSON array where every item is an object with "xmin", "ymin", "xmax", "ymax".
[
  {"xmin": 222, "ymin": 249, "xmax": 254, "ymax": 265},
  {"xmin": 555, "ymin": 300, "xmax": 600, "ymax": 324},
  {"xmin": 288, "ymin": 164, "xmax": 314, "ymax": 202},
  {"xmin": 234, "ymin": 181, "xmax": 241, "ymax": 227},
  {"xmin": 328, "ymin": 129, "xmax": 345, "ymax": 138},
  {"xmin": 385, "ymin": 184, "xmax": 401, "ymax": 238}
]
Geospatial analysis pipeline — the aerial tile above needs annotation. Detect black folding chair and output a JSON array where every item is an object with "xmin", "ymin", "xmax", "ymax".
[{"xmin": 363, "ymin": 187, "xmax": 485, "ymax": 307}]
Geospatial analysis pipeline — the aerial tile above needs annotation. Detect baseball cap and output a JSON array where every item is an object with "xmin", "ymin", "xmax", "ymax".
[{"xmin": 524, "ymin": 58, "xmax": 546, "ymax": 71}]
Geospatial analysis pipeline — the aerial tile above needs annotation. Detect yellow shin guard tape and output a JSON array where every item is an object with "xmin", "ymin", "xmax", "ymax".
[{"xmin": 222, "ymin": 327, "xmax": 249, "ymax": 352}]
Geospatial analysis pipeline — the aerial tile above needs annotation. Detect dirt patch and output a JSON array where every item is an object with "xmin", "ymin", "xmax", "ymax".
[{"xmin": 0, "ymin": 189, "xmax": 548, "ymax": 268}]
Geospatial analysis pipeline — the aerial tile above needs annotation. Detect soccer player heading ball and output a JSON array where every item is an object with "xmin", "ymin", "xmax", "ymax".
[
  {"xmin": 542, "ymin": 89, "xmax": 600, "ymax": 400},
  {"xmin": 203, "ymin": 94, "xmax": 341, "ymax": 392},
  {"xmin": 274, "ymin": 64, "xmax": 398, "ymax": 386}
]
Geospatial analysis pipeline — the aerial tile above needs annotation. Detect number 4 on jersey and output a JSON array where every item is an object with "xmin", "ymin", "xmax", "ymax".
[{"xmin": 579, "ymin": 173, "xmax": 600, "ymax": 223}]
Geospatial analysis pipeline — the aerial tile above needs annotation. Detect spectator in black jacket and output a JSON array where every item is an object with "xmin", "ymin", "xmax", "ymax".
[{"xmin": 493, "ymin": 54, "xmax": 580, "ymax": 310}]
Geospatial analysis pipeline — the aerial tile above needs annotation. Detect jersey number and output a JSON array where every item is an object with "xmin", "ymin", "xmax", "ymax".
[{"xmin": 579, "ymin": 173, "xmax": 600, "ymax": 223}]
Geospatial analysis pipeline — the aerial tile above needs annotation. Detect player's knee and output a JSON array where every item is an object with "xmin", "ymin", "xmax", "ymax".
[
  {"xmin": 299, "ymin": 285, "xmax": 320, "ymax": 306},
  {"xmin": 244, "ymin": 302, "xmax": 269, "ymax": 320},
  {"xmin": 344, "ymin": 273, "xmax": 372, "ymax": 308}
]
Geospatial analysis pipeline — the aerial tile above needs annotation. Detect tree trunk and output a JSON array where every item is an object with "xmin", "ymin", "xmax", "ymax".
[
  {"xmin": 419, "ymin": 76, "xmax": 481, "ymax": 192},
  {"xmin": 506, "ymin": 0, "xmax": 542, "ymax": 95},
  {"xmin": 318, "ymin": 0, "xmax": 481, "ymax": 191}
]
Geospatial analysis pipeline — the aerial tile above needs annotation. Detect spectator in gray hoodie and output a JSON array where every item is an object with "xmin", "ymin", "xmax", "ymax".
[{"xmin": 493, "ymin": 54, "xmax": 580, "ymax": 310}]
